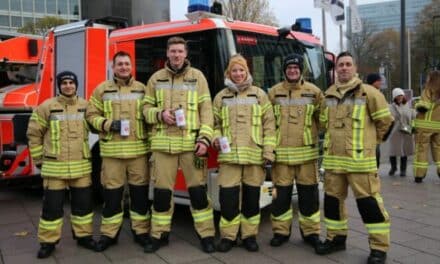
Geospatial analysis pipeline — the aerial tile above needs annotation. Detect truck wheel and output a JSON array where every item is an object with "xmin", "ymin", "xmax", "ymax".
[{"xmin": 91, "ymin": 144, "xmax": 103, "ymax": 204}]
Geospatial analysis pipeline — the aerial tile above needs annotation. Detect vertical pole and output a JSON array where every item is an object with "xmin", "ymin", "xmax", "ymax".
[
  {"xmin": 400, "ymin": 0, "xmax": 407, "ymax": 89},
  {"xmin": 339, "ymin": 25, "xmax": 344, "ymax": 52},
  {"xmin": 407, "ymin": 28, "xmax": 411, "ymax": 90},
  {"xmin": 322, "ymin": 8, "xmax": 327, "ymax": 50}
]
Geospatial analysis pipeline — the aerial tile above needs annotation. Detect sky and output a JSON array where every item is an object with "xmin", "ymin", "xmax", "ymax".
[{"xmin": 169, "ymin": 0, "xmax": 388, "ymax": 54}]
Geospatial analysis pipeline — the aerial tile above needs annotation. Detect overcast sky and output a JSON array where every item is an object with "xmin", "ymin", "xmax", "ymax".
[{"xmin": 169, "ymin": 0, "xmax": 389, "ymax": 54}]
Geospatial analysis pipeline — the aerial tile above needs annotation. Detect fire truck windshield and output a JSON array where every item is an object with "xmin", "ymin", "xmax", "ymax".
[{"xmin": 0, "ymin": 63, "xmax": 37, "ymax": 88}]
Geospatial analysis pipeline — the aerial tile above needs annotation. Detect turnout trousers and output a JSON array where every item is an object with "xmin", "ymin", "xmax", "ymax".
[
  {"xmin": 271, "ymin": 161, "xmax": 321, "ymax": 237},
  {"xmin": 38, "ymin": 177, "xmax": 93, "ymax": 243},
  {"xmin": 414, "ymin": 130, "xmax": 440, "ymax": 180},
  {"xmin": 150, "ymin": 151, "xmax": 214, "ymax": 240},
  {"xmin": 323, "ymin": 171, "xmax": 390, "ymax": 252},
  {"xmin": 217, "ymin": 164, "xmax": 265, "ymax": 241}
]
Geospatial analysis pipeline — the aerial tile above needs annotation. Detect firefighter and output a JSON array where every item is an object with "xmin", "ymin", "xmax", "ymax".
[
  {"xmin": 143, "ymin": 36, "xmax": 216, "ymax": 253},
  {"xmin": 86, "ymin": 51, "xmax": 151, "ymax": 251},
  {"xmin": 316, "ymin": 52, "xmax": 393, "ymax": 264},
  {"xmin": 212, "ymin": 54, "xmax": 276, "ymax": 252},
  {"xmin": 268, "ymin": 54, "xmax": 323, "ymax": 250},
  {"xmin": 27, "ymin": 71, "xmax": 96, "ymax": 258},
  {"xmin": 414, "ymin": 70, "xmax": 440, "ymax": 183}
]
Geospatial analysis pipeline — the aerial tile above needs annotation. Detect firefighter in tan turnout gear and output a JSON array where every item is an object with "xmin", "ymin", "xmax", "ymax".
[
  {"xmin": 268, "ymin": 54, "xmax": 324, "ymax": 250},
  {"xmin": 316, "ymin": 52, "xmax": 393, "ymax": 264},
  {"xmin": 86, "ymin": 51, "xmax": 151, "ymax": 251},
  {"xmin": 414, "ymin": 70, "xmax": 440, "ymax": 183},
  {"xmin": 143, "ymin": 37, "xmax": 216, "ymax": 253},
  {"xmin": 212, "ymin": 54, "xmax": 276, "ymax": 253},
  {"xmin": 27, "ymin": 71, "xmax": 96, "ymax": 258}
]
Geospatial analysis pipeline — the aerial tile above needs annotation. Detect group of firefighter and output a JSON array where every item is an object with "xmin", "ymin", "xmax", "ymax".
[{"xmin": 25, "ymin": 35, "xmax": 440, "ymax": 264}]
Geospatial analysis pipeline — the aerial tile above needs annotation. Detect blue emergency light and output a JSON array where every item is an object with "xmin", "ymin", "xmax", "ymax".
[
  {"xmin": 295, "ymin": 18, "xmax": 312, "ymax": 34},
  {"xmin": 188, "ymin": 0, "xmax": 210, "ymax": 12}
]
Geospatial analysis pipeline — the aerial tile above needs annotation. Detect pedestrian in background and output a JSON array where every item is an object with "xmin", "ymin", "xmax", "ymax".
[
  {"xmin": 212, "ymin": 54, "xmax": 276, "ymax": 252},
  {"xmin": 366, "ymin": 73, "xmax": 383, "ymax": 168},
  {"xmin": 28, "ymin": 71, "xmax": 96, "ymax": 258},
  {"xmin": 413, "ymin": 70, "xmax": 440, "ymax": 183},
  {"xmin": 387, "ymin": 88, "xmax": 415, "ymax": 177}
]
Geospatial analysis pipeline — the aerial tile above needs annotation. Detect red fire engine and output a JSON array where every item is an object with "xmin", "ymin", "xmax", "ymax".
[{"xmin": 0, "ymin": 10, "xmax": 332, "ymax": 209}]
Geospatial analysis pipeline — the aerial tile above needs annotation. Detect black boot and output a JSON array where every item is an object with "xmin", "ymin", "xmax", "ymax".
[
  {"xmin": 303, "ymin": 234, "xmax": 320, "ymax": 249},
  {"xmin": 217, "ymin": 238, "xmax": 236, "ymax": 252},
  {"xmin": 37, "ymin": 243, "xmax": 55, "ymax": 258},
  {"xmin": 144, "ymin": 232, "xmax": 169, "ymax": 253},
  {"xmin": 415, "ymin": 177, "xmax": 423, "ymax": 183},
  {"xmin": 270, "ymin": 233, "xmax": 290, "ymax": 247},
  {"xmin": 242, "ymin": 236, "xmax": 259, "ymax": 252},
  {"xmin": 77, "ymin": 236, "xmax": 97, "ymax": 251},
  {"xmin": 367, "ymin": 249, "xmax": 387, "ymax": 264},
  {"xmin": 94, "ymin": 235, "xmax": 117, "ymax": 252},
  {"xmin": 133, "ymin": 233, "xmax": 151, "ymax": 247},
  {"xmin": 400, "ymin": 156, "xmax": 407, "ymax": 177},
  {"xmin": 388, "ymin": 156, "xmax": 397, "ymax": 176},
  {"xmin": 200, "ymin": 236, "xmax": 215, "ymax": 253},
  {"xmin": 315, "ymin": 235, "xmax": 346, "ymax": 255}
]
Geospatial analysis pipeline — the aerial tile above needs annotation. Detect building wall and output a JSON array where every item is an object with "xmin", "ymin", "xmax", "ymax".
[{"xmin": 0, "ymin": 0, "xmax": 81, "ymax": 32}]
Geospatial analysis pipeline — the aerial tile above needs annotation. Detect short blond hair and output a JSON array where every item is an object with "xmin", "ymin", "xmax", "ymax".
[{"xmin": 224, "ymin": 54, "xmax": 250, "ymax": 80}]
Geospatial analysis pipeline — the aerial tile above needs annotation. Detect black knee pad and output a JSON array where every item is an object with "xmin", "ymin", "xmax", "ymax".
[
  {"xmin": 219, "ymin": 186, "xmax": 240, "ymax": 221},
  {"xmin": 102, "ymin": 187, "xmax": 124, "ymax": 218},
  {"xmin": 188, "ymin": 185, "xmax": 208, "ymax": 210},
  {"xmin": 129, "ymin": 184, "xmax": 149, "ymax": 215},
  {"xmin": 42, "ymin": 189, "xmax": 66, "ymax": 220},
  {"xmin": 297, "ymin": 184, "xmax": 319, "ymax": 216},
  {"xmin": 271, "ymin": 185, "xmax": 293, "ymax": 216},
  {"xmin": 356, "ymin": 196, "xmax": 386, "ymax": 223},
  {"xmin": 242, "ymin": 184, "xmax": 260, "ymax": 218},
  {"xmin": 70, "ymin": 186, "xmax": 93, "ymax": 216},
  {"xmin": 153, "ymin": 188, "xmax": 172, "ymax": 212},
  {"xmin": 324, "ymin": 193, "xmax": 340, "ymax": 220}
]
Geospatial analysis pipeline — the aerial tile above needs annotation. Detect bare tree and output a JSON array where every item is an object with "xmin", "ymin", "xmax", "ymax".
[{"xmin": 218, "ymin": 0, "xmax": 278, "ymax": 26}]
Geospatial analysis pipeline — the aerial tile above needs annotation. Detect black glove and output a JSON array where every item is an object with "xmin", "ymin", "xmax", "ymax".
[
  {"xmin": 416, "ymin": 107, "xmax": 428, "ymax": 114},
  {"xmin": 110, "ymin": 120, "xmax": 121, "ymax": 132}
]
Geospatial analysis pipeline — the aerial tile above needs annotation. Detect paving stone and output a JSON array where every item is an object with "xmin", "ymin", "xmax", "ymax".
[{"xmin": 392, "ymin": 252, "xmax": 440, "ymax": 264}]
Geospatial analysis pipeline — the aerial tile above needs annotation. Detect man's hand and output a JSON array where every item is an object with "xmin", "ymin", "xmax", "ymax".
[
  {"xmin": 213, "ymin": 138, "xmax": 221, "ymax": 151},
  {"xmin": 162, "ymin": 109, "xmax": 176, "ymax": 125},
  {"xmin": 194, "ymin": 142, "xmax": 208, "ymax": 157}
]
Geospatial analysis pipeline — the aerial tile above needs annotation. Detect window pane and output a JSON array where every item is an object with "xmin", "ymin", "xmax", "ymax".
[
  {"xmin": 47, "ymin": 0, "xmax": 56, "ymax": 14},
  {"xmin": 11, "ymin": 0, "xmax": 21, "ymax": 11},
  {"xmin": 58, "ymin": 0, "xmax": 67, "ymax": 14},
  {"xmin": 23, "ymin": 16, "xmax": 33, "ymax": 25},
  {"xmin": 11, "ymin": 16, "xmax": 22, "ymax": 27},
  {"xmin": 0, "ymin": 1, "xmax": 9, "ymax": 10},
  {"xmin": 0, "ymin": 15, "xmax": 9, "ymax": 26},
  {"xmin": 69, "ymin": 0, "xmax": 79, "ymax": 15},
  {"xmin": 23, "ymin": 0, "xmax": 33, "ymax": 12},
  {"xmin": 35, "ymin": 0, "xmax": 45, "ymax": 13}
]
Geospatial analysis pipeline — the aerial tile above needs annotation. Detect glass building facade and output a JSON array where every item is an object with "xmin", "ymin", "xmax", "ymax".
[
  {"xmin": 351, "ymin": 0, "xmax": 431, "ymax": 33},
  {"xmin": 0, "ymin": 0, "xmax": 81, "ymax": 31}
]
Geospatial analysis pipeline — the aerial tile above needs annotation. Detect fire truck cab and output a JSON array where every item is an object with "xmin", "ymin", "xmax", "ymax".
[{"xmin": 0, "ymin": 11, "xmax": 331, "ymax": 210}]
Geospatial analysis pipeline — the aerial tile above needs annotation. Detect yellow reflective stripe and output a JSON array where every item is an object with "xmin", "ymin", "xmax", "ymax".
[
  {"xmin": 152, "ymin": 213, "xmax": 172, "ymax": 225},
  {"xmin": 198, "ymin": 93, "xmax": 211, "ymax": 103},
  {"xmin": 365, "ymin": 223, "xmax": 390, "ymax": 234},
  {"xmin": 263, "ymin": 136, "xmax": 277, "ymax": 147},
  {"xmin": 324, "ymin": 218, "xmax": 348, "ymax": 230},
  {"xmin": 146, "ymin": 108, "xmax": 162, "ymax": 123},
  {"xmin": 92, "ymin": 116, "xmax": 106, "ymax": 131},
  {"xmin": 150, "ymin": 136, "xmax": 196, "ymax": 152},
  {"xmin": 352, "ymin": 104, "xmax": 366, "ymax": 159},
  {"xmin": 415, "ymin": 100, "xmax": 431, "ymax": 110},
  {"xmin": 371, "ymin": 108, "xmax": 391, "ymax": 120},
  {"xmin": 50, "ymin": 120, "xmax": 60, "ymax": 155},
  {"xmin": 303, "ymin": 103, "xmax": 315, "ymax": 145},
  {"xmin": 130, "ymin": 210, "xmax": 150, "ymax": 221},
  {"xmin": 187, "ymin": 90, "xmax": 198, "ymax": 130},
  {"xmin": 241, "ymin": 214, "xmax": 260, "ymax": 225},
  {"xmin": 323, "ymin": 155, "xmax": 376, "ymax": 172},
  {"xmin": 271, "ymin": 208, "xmax": 293, "ymax": 221},
  {"xmin": 299, "ymin": 211, "xmax": 320, "ymax": 224},
  {"xmin": 275, "ymin": 146, "xmax": 319, "ymax": 164},
  {"xmin": 144, "ymin": 95, "xmax": 156, "ymax": 104},
  {"xmin": 102, "ymin": 212, "xmax": 123, "ymax": 225},
  {"xmin": 413, "ymin": 161, "xmax": 429, "ymax": 168},
  {"xmin": 252, "ymin": 104, "xmax": 262, "ymax": 145},
  {"xmin": 30, "ymin": 145, "xmax": 43, "ymax": 158},
  {"xmin": 156, "ymin": 89, "xmax": 164, "ymax": 129},
  {"xmin": 30, "ymin": 112, "xmax": 48, "ymax": 127},
  {"xmin": 90, "ymin": 96, "xmax": 103, "ymax": 111},
  {"xmin": 220, "ymin": 215, "xmax": 240, "ymax": 228},
  {"xmin": 221, "ymin": 106, "xmax": 231, "ymax": 140},
  {"xmin": 261, "ymin": 102, "xmax": 272, "ymax": 114},
  {"xmin": 273, "ymin": 105, "xmax": 281, "ymax": 145},
  {"xmin": 192, "ymin": 208, "xmax": 213, "ymax": 223},
  {"xmin": 41, "ymin": 159, "xmax": 92, "ymax": 177},
  {"xmin": 82, "ymin": 141, "xmax": 91, "ymax": 159},
  {"xmin": 199, "ymin": 124, "xmax": 213, "ymax": 138},
  {"xmin": 71, "ymin": 212, "xmax": 93, "ymax": 225},
  {"xmin": 414, "ymin": 119, "xmax": 440, "ymax": 130},
  {"xmin": 319, "ymin": 106, "xmax": 329, "ymax": 128},
  {"xmin": 39, "ymin": 217, "xmax": 63, "ymax": 230},
  {"xmin": 100, "ymin": 140, "xmax": 148, "ymax": 157},
  {"xmin": 103, "ymin": 100, "xmax": 113, "ymax": 119},
  {"xmin": 218, "ymin": 146, "xmax": 263, "ymax": 164}
]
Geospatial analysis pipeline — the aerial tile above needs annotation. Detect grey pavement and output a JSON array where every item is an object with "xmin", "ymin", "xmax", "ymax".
[{"xmin": 1, "ymin": 159, "xmax": 440, "ymax": 264}]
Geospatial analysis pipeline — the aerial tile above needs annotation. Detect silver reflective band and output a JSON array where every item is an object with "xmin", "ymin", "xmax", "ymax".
[
  {"xmin": 50, "ymin": 113, "xmax": 84, "ymax": 121},
  {"xmin": 325, "ymin": 98, "xmax": 366, "ymax": 106},
  {"xmin": 155, "ymin": 83, "xmax": 197, "ymax": 91},
  {"xmin": 222, "ymin": 97, "xmax": 258, "ymax": 106},
  {"xmin": 102, "ymin": 93, "xmax": 144, "ymax": 101},
  {"xmin": 275, "ymin": 97, "xmax": 313, "ymax": 106}
]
